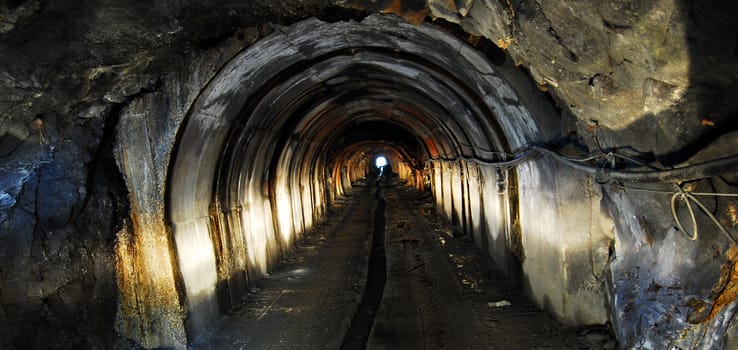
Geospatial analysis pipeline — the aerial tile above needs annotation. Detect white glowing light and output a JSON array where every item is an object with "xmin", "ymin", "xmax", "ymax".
[{"xmin": 375, "ymin": 156, "xmax": 387, "ymax": 168}]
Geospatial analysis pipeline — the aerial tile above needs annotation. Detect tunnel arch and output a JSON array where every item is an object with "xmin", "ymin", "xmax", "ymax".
[
  {"xmin": 167, "ymin": 14, "xmax": 550, "ymax": 338},
  {"xmin": 331, "ymin": 140, "xmax": 418, "ymax": 191}
]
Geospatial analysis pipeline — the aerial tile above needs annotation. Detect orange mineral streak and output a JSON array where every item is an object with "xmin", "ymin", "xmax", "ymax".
[
  {"xmin": 423, "ymin": 137, "xmax": 439, "ymax": 158},
  {"xmin": 707, "ymin": 245, "xmax": 738, "ymax": 321},
  {"xmin": 115, "ymin": 210, "xmax": 186, "ymax": 349},
  {"xmin": 381, "ymin": 0, "xmax": 429, "ymax": 25},
  {"xmin": 727, "ymin": 201, "xmax": 738, "ymax": 227},
  {"xmin": 497, "ymin": 37, "xmax": 514, "ymax": 50}
]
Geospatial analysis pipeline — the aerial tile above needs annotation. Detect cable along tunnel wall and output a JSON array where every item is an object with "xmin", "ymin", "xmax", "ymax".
[{"xmin": 147, "ymin": 14, "xmax": 615, "ymax": 345}]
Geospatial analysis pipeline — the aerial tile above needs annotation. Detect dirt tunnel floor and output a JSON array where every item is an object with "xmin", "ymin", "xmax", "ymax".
[{"xmin": 193, "ymin": 184, "xmax": 617, "ymax": 350}]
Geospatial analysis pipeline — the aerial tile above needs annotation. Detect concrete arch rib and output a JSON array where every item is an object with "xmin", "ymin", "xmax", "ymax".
[{"xmin": 167, "ymin": 14, "xmax": 542, "ymax": 341}]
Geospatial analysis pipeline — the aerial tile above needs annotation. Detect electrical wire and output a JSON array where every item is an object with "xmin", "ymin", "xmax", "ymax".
[
  {"xmin": 425, "ymin": 146, "xmax": 538, "ymax": 168},
  {"xmin": 533, "ymin": 147, "xmax": 738, "ymax": 183},
  {"xmin": 671, "ymin": 187, "xmax": 699, "ymax": 241},
  {"xmin": 424, "ymin": 144, "xmax": 738, "ymax": 244},
  {"xmin": 428, "ymin": 144, "xmax": 738, "ymax": 183},
  {"xmin": 615, "ymin": 183, "xmax": 738, "ymax": 245}
]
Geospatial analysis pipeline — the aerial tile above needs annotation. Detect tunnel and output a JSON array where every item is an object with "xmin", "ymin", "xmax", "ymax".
[
  {"xmin": 2, "ymin": 1, "xmax": 738, "ymax": 349},
  {"xmin": 168, "ymin": 15, "xmax": 542, "ymax": 336}
]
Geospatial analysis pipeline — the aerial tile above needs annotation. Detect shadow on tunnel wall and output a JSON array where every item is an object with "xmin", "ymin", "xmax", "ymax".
[
  {"xmin": 673, "ymin": 0, "xmax": 738, "ymax": 163},
  {"xmin": 605, "ymin": 0, "xmax": 738, "ymax": 166}
]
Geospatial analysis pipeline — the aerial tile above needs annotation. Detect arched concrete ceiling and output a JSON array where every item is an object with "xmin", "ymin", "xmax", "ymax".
[{"xmin": 169, "ymin": 14, "xmax": 543, "ymax": 226}]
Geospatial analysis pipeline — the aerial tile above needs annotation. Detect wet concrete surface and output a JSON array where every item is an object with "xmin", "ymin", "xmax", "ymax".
[{"xmin": 194, "ymin": 184, "xmax": 616, "ymax": 349}]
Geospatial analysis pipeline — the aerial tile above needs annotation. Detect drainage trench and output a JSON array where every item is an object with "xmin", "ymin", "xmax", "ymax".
[{"xmin": 341, "ymin": 181, "xmax": 388, "ymax": 350}]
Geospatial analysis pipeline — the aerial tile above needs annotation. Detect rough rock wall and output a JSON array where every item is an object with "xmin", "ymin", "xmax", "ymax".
[
  {"xmin": 447, "ymin": 0, "xmax": 738, "ymax": 163},
  {"xmin": 0, "ymin": 101, "xmax": 126, "ymax": 349},
  {"xmin": 605, "ymin": 176, "xmax": 738, "ymax": 349},
  {"xmin": 0, "ymin": 1, "xmax": 324, "ymax": 348}
]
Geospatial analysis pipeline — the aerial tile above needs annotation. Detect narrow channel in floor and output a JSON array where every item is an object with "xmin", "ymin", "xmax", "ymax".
[
  {"xmin": 194, "ymin": 183, "xmax": 616, "ymax": 349},
  {"xmin": 341, "ymin": 182, "xmax": 387, "ymax": 350}
]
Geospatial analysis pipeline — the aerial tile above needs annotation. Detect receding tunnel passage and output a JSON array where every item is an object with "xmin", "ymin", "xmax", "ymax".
[
  {"xmin": 166, "ymin": 14, "xmax": 617, "ymax": 348},
  {"xmin": 4, "ymin": 2, "xmax": 738, "ymax": 350},
  {"xmin": 167, "ymin": 15, "xmax": 535, "ymax": 339}
]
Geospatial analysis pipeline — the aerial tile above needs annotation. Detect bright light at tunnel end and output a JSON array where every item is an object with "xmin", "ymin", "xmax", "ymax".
[{"xmin": 375, "ymin": 156, "xmax": 388, "ymax": 168}]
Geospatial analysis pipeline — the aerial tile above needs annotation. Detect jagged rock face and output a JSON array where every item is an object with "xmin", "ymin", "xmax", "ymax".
[
  {"xmin": 438, "ymin": 0, "xmax": 737, "ymax": 163},
  {"xmin": 1, "ymin": 1, "xmax": 737, "ymax": 349},
  {"xmin": 0, "ymin": 101, "xmax": 127, "ymax": 348},
  {"xmin": 3, "ymin": 0, "xmax": 736, "ymax": 163},
  {"xmin": 0, "ymin": 0, "xmax": 330, "ymax": 122}
]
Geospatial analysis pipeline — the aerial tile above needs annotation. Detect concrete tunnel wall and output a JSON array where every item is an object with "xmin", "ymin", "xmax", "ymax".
[{"xmin": 163, "ymin": 14, "xmax": 614, "ymax": 343}]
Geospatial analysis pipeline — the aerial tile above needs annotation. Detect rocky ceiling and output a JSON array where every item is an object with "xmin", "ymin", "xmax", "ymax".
[{"xmin": 1, "ymin": 0, "xmax": 737, "ymax": 163}]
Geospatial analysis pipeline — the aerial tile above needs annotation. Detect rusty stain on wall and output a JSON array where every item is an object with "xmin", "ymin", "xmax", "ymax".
[
  {"xmin": 115, "ymin": 211, "xmax": 186, "ymax": 349},
  {"xmin": 690, "ymin": 245, "xmax": 738, "ymax": 324}
]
